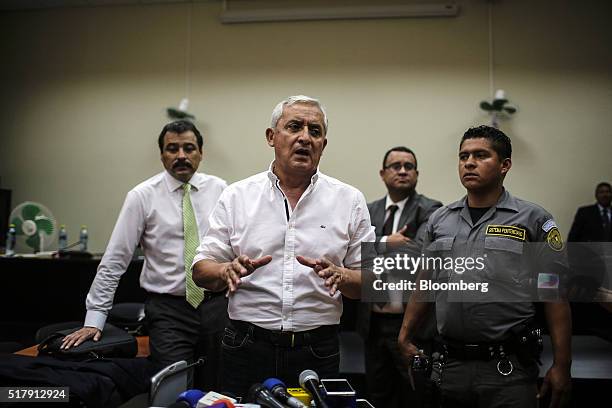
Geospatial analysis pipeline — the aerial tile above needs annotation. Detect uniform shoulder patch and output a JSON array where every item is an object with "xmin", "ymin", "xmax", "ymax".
[
  {"xmin": 542, "ymin": 219, "xmax": 557, "ymax": 233},
  {"xmin": 486, "ymin": 224, "xmax": 526, "ymax": 241},
  {"xmin": 546, "ymin": 227, "xmax": 564, "ymax": 251}
]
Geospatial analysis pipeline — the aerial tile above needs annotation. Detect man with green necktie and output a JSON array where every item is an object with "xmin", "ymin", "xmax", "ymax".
[{"xmin": 61, "ymin": 120, "xmax": 227, "ymax": 390}]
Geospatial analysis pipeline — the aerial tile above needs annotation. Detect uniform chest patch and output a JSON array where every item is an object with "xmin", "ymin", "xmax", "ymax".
[{"xmin": 486, "ymin": 224, "xmax": 526, "ymax": 241}]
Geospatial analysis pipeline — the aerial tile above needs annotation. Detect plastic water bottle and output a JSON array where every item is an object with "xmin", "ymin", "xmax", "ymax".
[
  {"xmin": 5, "ymin": 224, "xmax": 16, "ymax": 256},
  {"xmin": 79, "ymin": 225, "xmax": 88, "ymax": 252},
  {"xmin": 58, "ymin": 224, "xmax": 68, "ymax": 250}
]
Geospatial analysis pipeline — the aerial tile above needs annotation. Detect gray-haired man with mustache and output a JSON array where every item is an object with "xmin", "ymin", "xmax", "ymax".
[{"xmin": 61, "ymin": 120, "xmax": 227, "ymax": 390}]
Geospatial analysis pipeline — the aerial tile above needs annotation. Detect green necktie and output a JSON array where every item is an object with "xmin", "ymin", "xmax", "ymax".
[{"xmin": 183, "ymin": 183, "xmax": 204, "ymax": 308}]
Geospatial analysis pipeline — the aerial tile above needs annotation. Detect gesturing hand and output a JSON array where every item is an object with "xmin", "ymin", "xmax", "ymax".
[
  {"xmin": 386, "ymin": 225, "xmax": 412, "ymax": 245},
  {"xmin": 296, "ymin": 256, "xmax": 345, "ymax": 296},
  {"xmin": 223, "ymin": 254, "xmax": 272, "ymax": 294}
]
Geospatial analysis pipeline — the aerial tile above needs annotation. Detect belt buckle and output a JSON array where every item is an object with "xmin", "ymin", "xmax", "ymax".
[
  {"xmin": 464, "ymin": 343, "xmax": 484, "ymax": 359},
  {"xmin": 464, "ymin": 344, "xmax": 479, "ymax": 354}
]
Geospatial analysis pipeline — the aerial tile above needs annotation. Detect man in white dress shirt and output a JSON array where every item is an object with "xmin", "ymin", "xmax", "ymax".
[
  {"xmin": 61, "ymin": 120, "xmax": 227, "ymax": 389},
  {"xmin": 192, "ymin": 95, "xmax": 375, "ymax": 396}
]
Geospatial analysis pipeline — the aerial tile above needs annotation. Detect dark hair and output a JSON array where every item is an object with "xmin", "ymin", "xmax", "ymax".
[
  {"xmin": 157, "ymin": 120, "xmax": 203, "ymax": 153},
  {"xmin": 382, "ymin": 146, "xmax": 418, "ymax": 170},
  {"xmin": 596, "ymin": 182, "xmax": 611, "ymax": 191},
  {"xmin": 460, "ymin": 125, "xmax": 512, "ymax": 159}
]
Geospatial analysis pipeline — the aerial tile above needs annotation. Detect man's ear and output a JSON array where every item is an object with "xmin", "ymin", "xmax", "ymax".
[
  {"xmin": 501, "ymin": 157, "xmax": 512, "ymax": 176},
  {"xmin": 265, "ymin": 128, "xmax": 275, "ymax": 147}
]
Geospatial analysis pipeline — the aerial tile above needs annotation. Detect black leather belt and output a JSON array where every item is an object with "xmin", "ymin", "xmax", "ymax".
[
  {"xmin": 147, "ymin": 290, "xmax": 225, "ymax": 302},
  {"xmin": 438, "ymin": 337, "xmax": 519, "ymax": 361},
  {"xmin": 229, "ymin": 319, "xmax": 338, "ymax": 347}
]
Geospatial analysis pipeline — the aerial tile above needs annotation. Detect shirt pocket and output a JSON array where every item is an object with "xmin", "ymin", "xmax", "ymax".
[
  {"xmin": 483, "ymin": 236, "xmax": 526, "ymax": 284},
  {"xmin": 426, "ymin": 237, "xmax": 455, "ymax": 281}
]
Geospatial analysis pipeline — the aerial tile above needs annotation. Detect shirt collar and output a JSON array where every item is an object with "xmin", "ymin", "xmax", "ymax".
[
  {"xmin": 598, "ymin": 204, "xmax": 611, "ymax": 214},
  {"xmin": 447, "ymin": 189, "xmax": 519, "ymax": 212},
  {"xmin": 385, "ymin": 194, "xmax": 410, "ymax": 213},
  {"xmin": 164, "ymin": 170, "xmax": 200, "ymax": 192},
  {"xmin": 266, "ymin": 160, "xmax": 320, "ymax": 188}
]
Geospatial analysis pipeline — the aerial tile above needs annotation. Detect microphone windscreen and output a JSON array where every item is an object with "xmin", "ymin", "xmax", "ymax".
[
  {"xmin": 177, "ymin": 389, "xmax": 206, "ymax": 407},
  {"xmin": 299, "ymin": 369, "xmax": 319, "ymax": 388},
  {"xmin": 263, "ymin": 377, "xmax": 284, "ymax": 391}
]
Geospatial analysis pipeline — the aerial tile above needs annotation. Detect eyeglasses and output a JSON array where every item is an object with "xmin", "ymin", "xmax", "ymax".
[{"xmin": 384, "ymin": 162, "xmax": 416, "ymax": 172}]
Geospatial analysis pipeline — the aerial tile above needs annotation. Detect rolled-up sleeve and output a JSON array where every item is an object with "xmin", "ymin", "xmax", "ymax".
[
  {"xmin": 344, "ymin": 191, "xmax": 376, "ymax": 269},
  {"xmin": 193, "ymin": 190, "xmax": 236, "ymax": 265}
]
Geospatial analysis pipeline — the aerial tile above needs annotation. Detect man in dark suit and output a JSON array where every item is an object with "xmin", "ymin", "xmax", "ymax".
[
  {"xmin": 358, "ymin": 146, "xmax": 442, "ymax": 408},
  {"xmin": 568, "ymin": 182, "xmax": 612, "ymax": 242},
  {"xmin": 567, "ymin": 182, "xmax": 612, "ymax": 323}
]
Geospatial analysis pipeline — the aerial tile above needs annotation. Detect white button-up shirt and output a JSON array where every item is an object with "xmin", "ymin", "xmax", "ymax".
[
  {"xmin": 85, "ymin": 170, "xmax": 227, "ymax": 329},
  {"xmin": 193, "ymin": 165, "xmax": 375, "ymax": 331}
]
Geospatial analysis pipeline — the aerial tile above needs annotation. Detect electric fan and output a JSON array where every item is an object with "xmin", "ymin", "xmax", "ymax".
[
  {"xmin": 8, "ymin": 201, "xmax": 58, "ymax": 253},
  {"xmin": 479, "ymin": 89, "xmax": 518, "ymax": 128}
]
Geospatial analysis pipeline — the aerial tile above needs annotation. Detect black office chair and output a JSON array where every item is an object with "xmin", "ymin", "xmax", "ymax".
[
  {"xmin": 108, "ymin": 302, "xmax": 146, "ymax": 335},
  {"xmin": 149, "ymin": 359, "xmax": 205, "ymax": 407}
]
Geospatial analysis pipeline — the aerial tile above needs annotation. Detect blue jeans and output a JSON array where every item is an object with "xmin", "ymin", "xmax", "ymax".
[{"xmin": 220, "ymin": 319, "xmax": 340, "ymax": 398}]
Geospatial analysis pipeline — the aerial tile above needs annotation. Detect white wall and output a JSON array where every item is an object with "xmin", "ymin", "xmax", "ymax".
[{"xmin": 0, "ymin": 0, "xmax": 610, "ymax": 252}]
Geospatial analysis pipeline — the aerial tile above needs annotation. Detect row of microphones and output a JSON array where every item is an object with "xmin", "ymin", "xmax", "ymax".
[{"xmin": 164, "ymin": 369, "xmax": 374, "ymax": 408}]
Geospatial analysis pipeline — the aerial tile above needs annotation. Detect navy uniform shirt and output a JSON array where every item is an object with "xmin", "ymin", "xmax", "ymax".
[{"xmin": 422, "ymin": 189, "xmax": 567, "ymax": 343}]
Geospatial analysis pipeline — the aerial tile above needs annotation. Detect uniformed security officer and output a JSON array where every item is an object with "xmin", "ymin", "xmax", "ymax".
[{"xmin": 398, "ymin": 125, "xmax": 572, "ymax": 408}]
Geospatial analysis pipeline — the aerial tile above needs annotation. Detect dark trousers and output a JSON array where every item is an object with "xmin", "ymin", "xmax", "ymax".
[
  {"xmin": 145, "ymin": 292, "xmax": 228, "ymax": 391},
  {"xmin": 220, "ymin": 319, "xmax": 340, "ymax": 398},
  {"xmin": 440, "ymin": 354, "xmax": 539, "ymax": 408},
  {"xmin": 365, "ymin": 313, "xmax": 432, "ymax": 408}
]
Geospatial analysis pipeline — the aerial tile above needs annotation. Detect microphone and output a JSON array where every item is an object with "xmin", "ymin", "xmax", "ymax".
[
  {"xmin": 263, "ymin": 378, "xmax": 308, "ymax": 408},
  {"xmin": 299, "ymin": 370, "xmax": 329, "ymax": 408},
  {"xmin": 177, "ymin": 389, "xmax": 206, "ymax": 408},
  {"xmin": 247, "ymin": 383, "xmax": 287, "ymax": 408}
]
